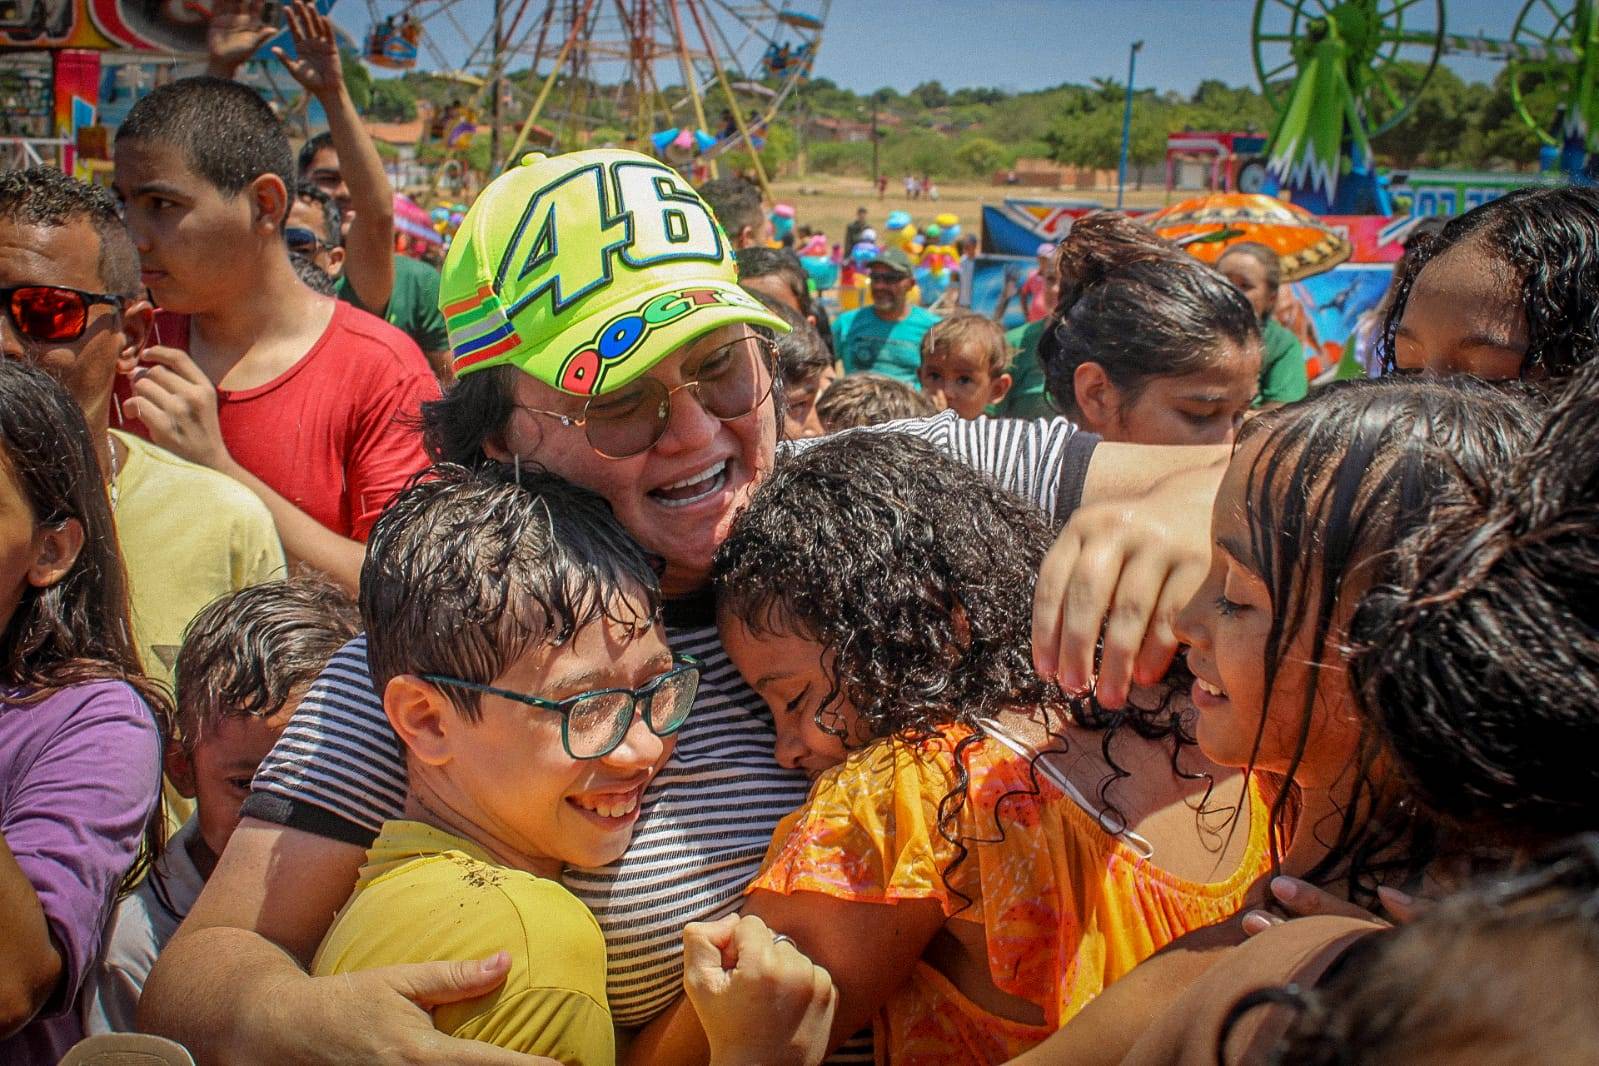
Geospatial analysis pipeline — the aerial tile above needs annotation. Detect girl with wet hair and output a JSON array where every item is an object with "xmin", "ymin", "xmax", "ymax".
[
  {"xmin": 1380, "ymin": 183, "xmax": 1599, "ymax": 379},
  {"xmin": 1007, "ymin": 375, "xmax": 1543, "ymax": 1066},
  {"xmin": 702, "ymin": 432, "xmax": 1274, "ymax": 1065},
  {"xmin": 1351, "ymin": 357, "xmax": 1599, "ymax": 847},
  {"xmin": 1039, "ymin": 212, "xmax": 1263, "ymax": 445},
  {"xmin": 0, "ymin": 362, "xmax": 168, "ymax": 1061}
]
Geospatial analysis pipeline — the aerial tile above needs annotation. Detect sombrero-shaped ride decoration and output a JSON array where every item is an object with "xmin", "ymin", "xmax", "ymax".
[{"xmin": 1146, "ymin": 193, "xmax": 1352, "ymax": 281}]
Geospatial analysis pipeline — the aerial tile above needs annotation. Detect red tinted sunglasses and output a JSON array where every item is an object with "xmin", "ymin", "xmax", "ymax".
[{"xmin": 2, "ymin": 284, "xmax": 125, "ymax": 343}]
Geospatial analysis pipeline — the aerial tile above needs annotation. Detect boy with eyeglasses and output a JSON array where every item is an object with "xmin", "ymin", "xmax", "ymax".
[{"xmin": 312, "ymin": 464, "xmax": 831, "ymax": 1063}]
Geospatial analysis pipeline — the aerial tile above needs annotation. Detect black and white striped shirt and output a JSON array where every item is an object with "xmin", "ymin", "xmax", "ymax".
[{"xmin": 244, "ymin": 410, "xmax": 1095, "ymax": 1028}]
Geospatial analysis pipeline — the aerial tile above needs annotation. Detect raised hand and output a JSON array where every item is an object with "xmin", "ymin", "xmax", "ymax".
[
  {"xmin": 206, "ymin": 0, "xmax": 278, "ymax": 78},
  {"xmin": 273, "ymin": 0, "xmax": 344, "ymax": 100}
]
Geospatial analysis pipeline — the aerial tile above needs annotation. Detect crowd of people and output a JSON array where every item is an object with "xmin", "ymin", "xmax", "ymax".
[{"xmin": 2, "ymin": 4, "xmax": 1599, "ymax": 1064}]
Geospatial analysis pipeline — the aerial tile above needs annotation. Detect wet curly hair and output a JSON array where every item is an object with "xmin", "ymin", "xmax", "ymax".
[
  {"xmin": 713, "ymin": 431, "xmax": 1199, "ymax": 885},
  {"xmin": 1349, "ymin": 357, "xmax": 1599, "ymax": 849},
  {"xmin": 1377, "ymin": 184, "xmax": 1599, "ymax": 378}
]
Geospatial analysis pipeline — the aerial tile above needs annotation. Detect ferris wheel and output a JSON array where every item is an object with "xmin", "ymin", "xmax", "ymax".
[{"xmin": 359, "ymin": 0, "xmax": 828, "ymax": 174}]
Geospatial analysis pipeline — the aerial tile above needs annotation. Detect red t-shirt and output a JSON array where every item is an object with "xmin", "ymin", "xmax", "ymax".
[
  {"xmin": 1021, "ymin": 271, "xmax": 1051, "ymax": 322},
  {"xmin": 121, "ymin": 301, "xmax": 440, "ymax": 541}
]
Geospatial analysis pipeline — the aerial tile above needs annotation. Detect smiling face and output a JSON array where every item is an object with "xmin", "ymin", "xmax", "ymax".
[
  {"xmin": 1080, "ymin": 337, "xmax": 1261, "ymax": 446},
  {"xmin": 868, "ymin": 268, "xmax": 913, "ymax": 318},
  {"xmin": 422, "ymin": 602, "xmax": 679, "ymax": 873},
  {"xmin": 113, "ymin": 138, "xmax": 274, "ymax": 315},
  {"xmin": 719, "ymin": 613, "xmax": 857, "ymax": 778},
  {"xmin": 1392, "ymin": 240, "xmax": 1529, "ymax": 379},
  {"xmin": 494, "ymin": 324, "xmax": 778, "ymax": 597},
  {"xmin": 1174, "ymin": 434, "xmax": 1364, "ymax": 788}
]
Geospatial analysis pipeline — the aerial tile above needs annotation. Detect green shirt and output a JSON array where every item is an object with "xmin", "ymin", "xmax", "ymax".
[
  {"xmin": 993, "ymin": 318, "xmax": 1058, "ymax": 419},
  {"xmin": 1256, "ymin": 317, "xmax": 1310, "ymax": 406},
  {"xmin": 831, "ymin": 305, "xmax": 941, "ymax": 384},
  {"xmin": 336, "ymin": 254, "xmax": 450, "ymax": 357}
]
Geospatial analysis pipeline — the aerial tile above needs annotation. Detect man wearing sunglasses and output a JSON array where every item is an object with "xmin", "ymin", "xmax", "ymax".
[
  {"xmin": 111, "ymin": 74, "xmax": 438, "ymax": 594},
  {"xmin": 284, "ymin": 184, "xmax": 345, "ymax": 286},
  {"xmin": 142, "ymin": 148, "xmax": 1236, "ymax": 1066},
  {"xmin": 830, "ymin": 246, "xmax": 941, "ymax": 386},
  {"xmin": 0, "ymin": 166, "xmax": 284, "ymax": 735}
]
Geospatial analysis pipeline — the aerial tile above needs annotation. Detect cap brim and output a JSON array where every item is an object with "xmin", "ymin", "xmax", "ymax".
[{"xmin": 498, "ymin": 279, "xmax": 790, "ymax": 397}]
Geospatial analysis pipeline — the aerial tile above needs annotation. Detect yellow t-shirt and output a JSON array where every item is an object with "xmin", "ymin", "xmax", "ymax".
[
  {"xmin": 112, "ymin": 430, "xmax": 285, "ymax": 690},
  {"xmin": 312, "ymin": 820, "xmax": 615, "ymax": 1065},
  {"xmin": 111, "ymin": 431, "xmax": 285, "ymax": 831}
]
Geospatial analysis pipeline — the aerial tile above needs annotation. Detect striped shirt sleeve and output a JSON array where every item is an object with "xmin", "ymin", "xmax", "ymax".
[
  {"xmin": 782, "ymin": 409, "xmax": 1097, "ymax": 526},
  {"xmin": 244, "ymin": 636, "xmax": 404, "ymax": 844}
]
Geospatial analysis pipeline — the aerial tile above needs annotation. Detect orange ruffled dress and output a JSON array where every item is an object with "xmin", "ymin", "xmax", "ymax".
[{"xmin": 749, "ymin": 727, "xmax": 1272, "ymax": 1065}]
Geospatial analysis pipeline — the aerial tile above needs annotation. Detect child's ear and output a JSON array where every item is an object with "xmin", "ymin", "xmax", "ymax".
[
  {"xmin": 29, "ymin": 518, "xmax": 84, "ymax": 590},
  {"xmin": 385, "ymin": 674, "xmax": 458, "ymax": 767},
  {"xmin": 250, "ymin": 173, "xmax": 290, "ymax": 238},
  {"xmin": 989, "ymin": 371, "xmax": 1013, "ymax": 405},
  {"xmin": 164, "ymin": 739, "xmax": 198, "ymax": 798},
  {"xmin": 1073, "ymin": 362, "xmax": 1117, "ymax": 431}
]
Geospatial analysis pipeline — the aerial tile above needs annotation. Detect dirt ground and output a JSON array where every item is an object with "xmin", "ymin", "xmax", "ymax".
[{"xmin": 765, "ymin": 172, "xmax": 1178, "ymax": 246}]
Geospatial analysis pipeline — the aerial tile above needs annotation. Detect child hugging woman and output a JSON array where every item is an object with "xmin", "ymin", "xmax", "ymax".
[{"xmin": 695, "ymin": 432, "xmax": 1275, "ymax": 1065}]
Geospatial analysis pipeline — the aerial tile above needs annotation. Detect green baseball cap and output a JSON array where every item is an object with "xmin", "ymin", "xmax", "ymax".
[
  {"xmin": 867, "ymin": 246, "xmax": 915, "ymax": 276},
  {"xmin": 440, "ymin": 149, "xmax": 788, "ymax": 395}
]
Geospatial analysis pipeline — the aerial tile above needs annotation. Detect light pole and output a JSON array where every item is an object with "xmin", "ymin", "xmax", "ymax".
[
  {"xmin": 1116, "ymin": 40, "xmax": 1144, "ymax": 210},
  {"xmin": 871, "ymin": 90, "xmax": 882, "ymax": 189}
]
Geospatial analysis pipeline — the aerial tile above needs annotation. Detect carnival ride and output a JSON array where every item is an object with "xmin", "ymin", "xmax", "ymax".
[
  {"xmin": 356, "ymin": 0, "xmax": 827, "ymax": 190},
  {"xmin": 1251, "ymin": 0, "xmax": 1599, "ymax": 214}
]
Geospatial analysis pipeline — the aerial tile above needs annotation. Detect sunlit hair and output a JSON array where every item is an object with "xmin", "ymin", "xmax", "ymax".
[
  {"xmin": 1350, "ymin": 358, "xmax": 1599, "ymax": 848},
  {"xmin": 172, "ymin": 577, "xmax": 359, "ymax": 750},
  {"xmin": 0, "ymin": 361, "xmax": 173, "ymax": 887},
  {"xmin": 921, "ymin": 312, "xmax": 1010, "ymax": 376},
  {"xmin": 1039, "ymin": 211, "xmax": 1259, "ymax": 419},
  {"xmin": 813, "ymin": 372, "xmax": 934, "ymax": 431},
  {"xmin": 361, "ymin": 464, "xmax": 660, "ymax": 722},
  {"xmin": 1219, "ymin": 833, "xmax": 1599, "ymax": 1065},
  {"xmin": 1231, "ymin": 376, "xmax": 1541, "ymax": 903},
  {"xmin": 1377, "ymin": 184, "xmax": 1599, "ymax": 378}
]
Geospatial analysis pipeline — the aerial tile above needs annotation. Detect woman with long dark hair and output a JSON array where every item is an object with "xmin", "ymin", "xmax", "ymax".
[
  {"xmin": 0, "ymin": 362, "xmax": 167, "ymax": 1063},
  {"xmin": 1039, "ymin": 213, "xmax": 1263, "ymax": 445}
]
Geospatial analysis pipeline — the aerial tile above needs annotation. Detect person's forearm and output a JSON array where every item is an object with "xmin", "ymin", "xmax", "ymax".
[
  {"xmin": 219, "ymin": 460, "xmax": 365, "ymax": 592},
  {"xmin": 1079, "ymin": 442, "xmax": 1228, "ymax": 508},
  {"xmin": 138, "ymin": 925, "xmax": 306, "ymax": 1061},
  {"xmin": 319, "ymin": 83, "xmax": 396, "ymax": 314},
  {"xmin": 0, "ymin": 836, "xmax": 60, "ymax": 1038}
]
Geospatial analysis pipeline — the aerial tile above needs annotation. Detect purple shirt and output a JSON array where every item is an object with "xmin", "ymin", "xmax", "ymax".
[{"xmin": 0, "ymin": 680, "xmax": 161, "ymax": 1064}]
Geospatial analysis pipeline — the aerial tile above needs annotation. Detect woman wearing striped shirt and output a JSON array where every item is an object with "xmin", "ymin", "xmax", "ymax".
[{"xmin": 138, "ymin": 149, "xmax": 1227, "ymax": 1066}]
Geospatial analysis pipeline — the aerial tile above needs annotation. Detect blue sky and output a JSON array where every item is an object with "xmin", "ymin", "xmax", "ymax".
[{"xmin": 340, "ymin": 0, "xmax": 1527, "ymax": 96}]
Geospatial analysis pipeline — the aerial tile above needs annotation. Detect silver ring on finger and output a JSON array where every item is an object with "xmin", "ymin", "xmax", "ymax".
[{"xmin": 770, "ymin": 933, "xmax": 796, "ymax": 949}]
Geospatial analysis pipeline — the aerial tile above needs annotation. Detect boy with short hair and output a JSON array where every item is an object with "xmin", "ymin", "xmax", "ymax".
[
  {"xmin": 917, "ymin": 312, "xmax": 1014, "ymax": 420},
  {"xmin": 815, "ymin": 372, "xmax": 936, "ymax": 432},
  {"xmin": 83, "ymin": 578, "xmax": 360, "ymax": 1034},
  {"xmin": 112, "ymin": 75, "xmax": 440, "ymax": 591},
  {"xmin": 311, "ymin": 466, "xmax": 694, "ymax": 1062}
]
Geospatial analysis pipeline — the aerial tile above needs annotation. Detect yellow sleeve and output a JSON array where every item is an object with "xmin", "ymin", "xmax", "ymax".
[
  {"xmin": 227, "ymin": 493, "xmax": 286, "ymax": 587},
  {"xmin": 750, "ymin": 736, "xmax": 977, "ymax": 914},
  {"xmin": 452, "ymin": 987, "xmax": 614, "ymax": 1066}
]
